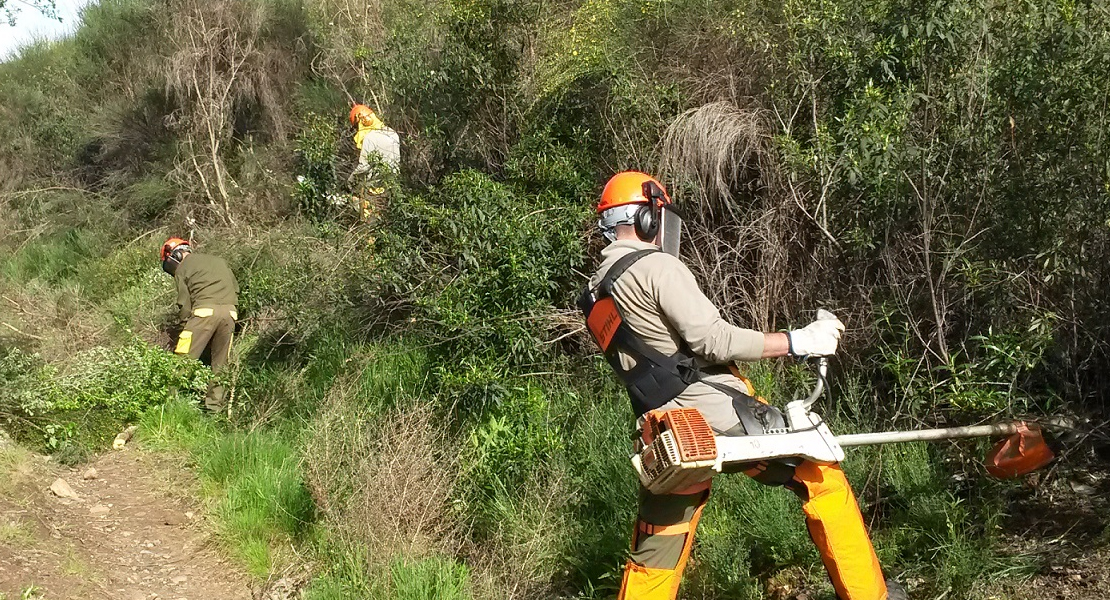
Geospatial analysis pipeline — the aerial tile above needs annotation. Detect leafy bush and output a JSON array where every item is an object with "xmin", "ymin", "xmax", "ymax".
[
  {"xmin": 373, "ymin": 170, "xmax": 589, "ymax": 366},
  {"xmin": 0, "ymin": 340, "xmax": 210, "ymax": 452},
  {"xmin": 294, "ymin": 112, "xmax": 343, "ymax": 220}
]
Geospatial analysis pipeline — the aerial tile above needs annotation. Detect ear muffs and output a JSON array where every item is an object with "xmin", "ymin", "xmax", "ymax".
[
  {"xmin": 633, "ymin": 204, "xmax": 658, "ymax": 240},
  {"xmin": 162, "ymin": 244, "xmax": 192, "ymax": 275},
  {"xmin": 633, "ymin": 181, "xmax": 667, "ymax": 241},
  {"xmin": 162, "ymin": 256, "xmax": 180, "ymax": 275}
]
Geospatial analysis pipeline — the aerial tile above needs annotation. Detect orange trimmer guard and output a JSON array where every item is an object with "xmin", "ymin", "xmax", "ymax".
[{"xmin": 985, "ymin": 422, "xmax": 1055, "ymax": 478}]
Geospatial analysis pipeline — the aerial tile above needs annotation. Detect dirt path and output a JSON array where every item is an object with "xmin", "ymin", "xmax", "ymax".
[{"xmin": 0, "ymin": 442, "xmax": 251, "ymax": 600}]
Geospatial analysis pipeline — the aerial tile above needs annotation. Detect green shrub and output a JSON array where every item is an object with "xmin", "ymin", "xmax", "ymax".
[
  {"xmin": 374, "ymin": 170, "xmax": 589, "ymax": 366},
  {"xmin": 0, "ymin": 340, "xmax": 209, "ymax": 453},
  {"xmin": 294, "ymin": 112, "xmax": 343, "ymax": 220},
  {"xmin": 462, "ymin": 382, "xmax": 563, "ymax": 500}
]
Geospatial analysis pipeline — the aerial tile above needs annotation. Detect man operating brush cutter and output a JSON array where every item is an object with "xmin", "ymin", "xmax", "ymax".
[
  {"xmin": 580, "ymin": 171, "xmax": 1058, "ymax": 600},
  {"xmin": 579, "ymin": 171, "xmax": 903, "ymax": 600}
]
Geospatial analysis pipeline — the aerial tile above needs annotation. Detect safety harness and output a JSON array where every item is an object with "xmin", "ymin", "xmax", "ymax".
[
  {"xmin": 579, "ymin": 249, "xmax": 700, "ymax": 417},
  {"xmin": 579, "ymin": 249, "xmax": 779, "ymax": 436}
]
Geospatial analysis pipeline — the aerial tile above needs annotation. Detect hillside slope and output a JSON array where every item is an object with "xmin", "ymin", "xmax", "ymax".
[{"xmin": 2, "ymin": 0, "xmax": 1109, "ymax": 597}]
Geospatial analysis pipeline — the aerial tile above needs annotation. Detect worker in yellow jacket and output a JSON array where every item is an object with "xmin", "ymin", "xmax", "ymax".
[
  {"xmin": 348, "ymin": 104, "xmax": 400, "ymax": 221},
  {"xmin": 579, "ymin": 172, "xmax": 906, "ymax": 600}
]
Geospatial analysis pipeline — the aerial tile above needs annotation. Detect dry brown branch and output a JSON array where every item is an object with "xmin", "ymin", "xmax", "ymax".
[{"xmin": 165, "ymin": 0, "xmax": 297, "ymax": 225}]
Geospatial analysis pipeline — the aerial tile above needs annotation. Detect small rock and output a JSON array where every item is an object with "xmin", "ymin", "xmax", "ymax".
[
  {"xmin": 171, "ymin": 575, "xmax": 187, "ymax": 585},
  {"xmin": 163, "ymin": 512, "xmax": 188, "ymax": 526},
  {"xmin": 1069, "ymin": 482, "xmax": 1096, "ymax": 495},
  {"xmin": 50, "ymin": 478, "xmax": 81, "ymax": 500},
  {"xmin": 82, "ymin": 467, "xmax": 99, "ymax": 480},
  {"xmin": 184, "ymin": 511, "xmax": 195, "ymax": 520},
  {"xmin": 90, "ymin": 504, "xmax": 111, "ymax": 517}
]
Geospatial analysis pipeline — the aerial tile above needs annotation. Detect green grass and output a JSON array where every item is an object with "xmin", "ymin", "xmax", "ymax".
[
  {"xmin": 138, "ymin": 399, "xmax": 219, "ymax": 452},
  {"xmin": 390, "ymin": 557, "xmax": 471, "ymax": 600},
  {"xmin": 303, "ymin": 555, "xmax": 471, "ymax": 600},
  {"xmin": 0, "ymin": 519, "xmax": 36, "ymax": 545},
  {"xmin": 138, "ymin": 400, "xmax": 314, "ymax": 578},
  {"xmin": 0, "ymin": 229, "xmax": 100, "ymax": 286},
  {"xmin": 199, "ymin": 432, "xmax": 314, "ymax": 577},
  {"xmin": 0, "ymin": 446, "xmax": 35, "ymax": 498}
]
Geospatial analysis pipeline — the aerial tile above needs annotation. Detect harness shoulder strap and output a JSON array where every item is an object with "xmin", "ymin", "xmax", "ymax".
[{"xmin": 597, "ymin": 248, "xmax": 659, "ymax": 297}]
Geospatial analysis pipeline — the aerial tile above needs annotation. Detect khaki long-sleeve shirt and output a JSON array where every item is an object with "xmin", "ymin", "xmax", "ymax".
[
  {"xmin": 175, "ymin": 253, "xmax": 239, "ymax": 323},
  {"xmin": 588, "ymin": 240, "xmax": 764, "ymax": 433}
]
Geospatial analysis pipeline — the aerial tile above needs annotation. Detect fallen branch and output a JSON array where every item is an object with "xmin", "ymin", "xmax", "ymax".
[{"xmin": 1, "ymin": 321, "xmax": 43, "ymax": 340}]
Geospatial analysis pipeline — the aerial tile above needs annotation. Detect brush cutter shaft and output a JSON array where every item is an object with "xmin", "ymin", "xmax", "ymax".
[{"xmin": 836, "ymin": 422, "xmax": 1022, "ymax": 447}]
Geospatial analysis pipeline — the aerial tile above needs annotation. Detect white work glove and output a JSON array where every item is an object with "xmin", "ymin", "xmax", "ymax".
[{"xmin": 787, "ymin": 309, "xmax": 845, "ymax": 357}]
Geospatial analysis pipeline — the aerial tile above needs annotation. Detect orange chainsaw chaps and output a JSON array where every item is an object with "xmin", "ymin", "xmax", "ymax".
[
  {"xmin": 986, "ymin": 422, "xmax": 1055, "ymax": 478},
  {"xmin": 792, "ymin": 462, "xmax": 888, "ymax": 600},
  {"xmin": 617, "ymin": 562, "xmax": 680, "ymax": 600},
  {"xmin": 618, "ymin": 489, "xmax": 708, "ymax": 600}
]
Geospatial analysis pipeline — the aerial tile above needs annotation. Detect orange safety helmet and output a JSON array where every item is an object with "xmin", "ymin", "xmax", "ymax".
[
  {"xmin": 349, "ymin": 104, "xmax": 377, "ymax": 126},
  {"xmin": 597, "ymin": 171, "xmax": 670, "ymax": 214},
  {"xmin": 161, "ymin": 237, "xmax": 191, "ymax": 262}
]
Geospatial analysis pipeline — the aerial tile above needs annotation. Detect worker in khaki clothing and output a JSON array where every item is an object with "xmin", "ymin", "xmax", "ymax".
[
  {"xmin": 579, "ymin": 172, "xmax": 905, "ymax": 600},
  {"xmin": 161, "ymin": 237, "xmax": 238, "ymax": 412}
]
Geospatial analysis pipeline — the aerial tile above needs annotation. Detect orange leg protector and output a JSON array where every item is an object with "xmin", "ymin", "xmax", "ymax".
[
  {"xmin": 617, "ymin": 481, "xmax": 710, "ymax": 600},
  {"xmin": 788, "ymin": 461, "xmax": 888, "ymax": 600}
]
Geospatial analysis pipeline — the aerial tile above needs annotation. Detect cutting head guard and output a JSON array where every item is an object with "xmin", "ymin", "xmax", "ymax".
[{"xmin": 597, "ymin": 171, "xmax": 683, "ymax": 256}]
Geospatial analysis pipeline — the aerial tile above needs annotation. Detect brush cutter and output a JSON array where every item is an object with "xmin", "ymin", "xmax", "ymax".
[{"xmin": 631, "ymin": 358, "xmax": 1057, "ymax": 494}]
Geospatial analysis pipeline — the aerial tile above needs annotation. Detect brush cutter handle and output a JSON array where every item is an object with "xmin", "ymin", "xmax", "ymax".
[{"xmin": 800, "ymin": 357, "xmax": 829, "ymax": 410}]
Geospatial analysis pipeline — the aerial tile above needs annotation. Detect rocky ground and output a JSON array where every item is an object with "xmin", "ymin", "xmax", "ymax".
[
  {"xmin": 993, "ymin": 459, "xmax": 1110, "ymax": 600},
  {"xmin": 0, "ymin": 437, "xmax": 250, "ymax": 600}
]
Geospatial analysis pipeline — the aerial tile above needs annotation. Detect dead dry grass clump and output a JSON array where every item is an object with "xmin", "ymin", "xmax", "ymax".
[
  {"xmin": 657, "ymin": 101, "xmax": 769, "ymax": 216},
  {"xmin": 654, "ymin": 101, "xmax": 807, "ymax": 331},
  {"xmin": 302, "ymin": 373, "xmax": 459, "ymax": 560}
]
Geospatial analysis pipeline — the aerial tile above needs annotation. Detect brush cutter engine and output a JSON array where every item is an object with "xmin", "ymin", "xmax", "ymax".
[{"xmin": 632, "ymin": 402, "xmax": 846, "ymax": 494}]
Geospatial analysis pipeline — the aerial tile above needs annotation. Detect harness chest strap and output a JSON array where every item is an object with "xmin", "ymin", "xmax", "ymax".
[{"xmin": 580, "ymin": 250, "xmax": 711, "ymax": 417}]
